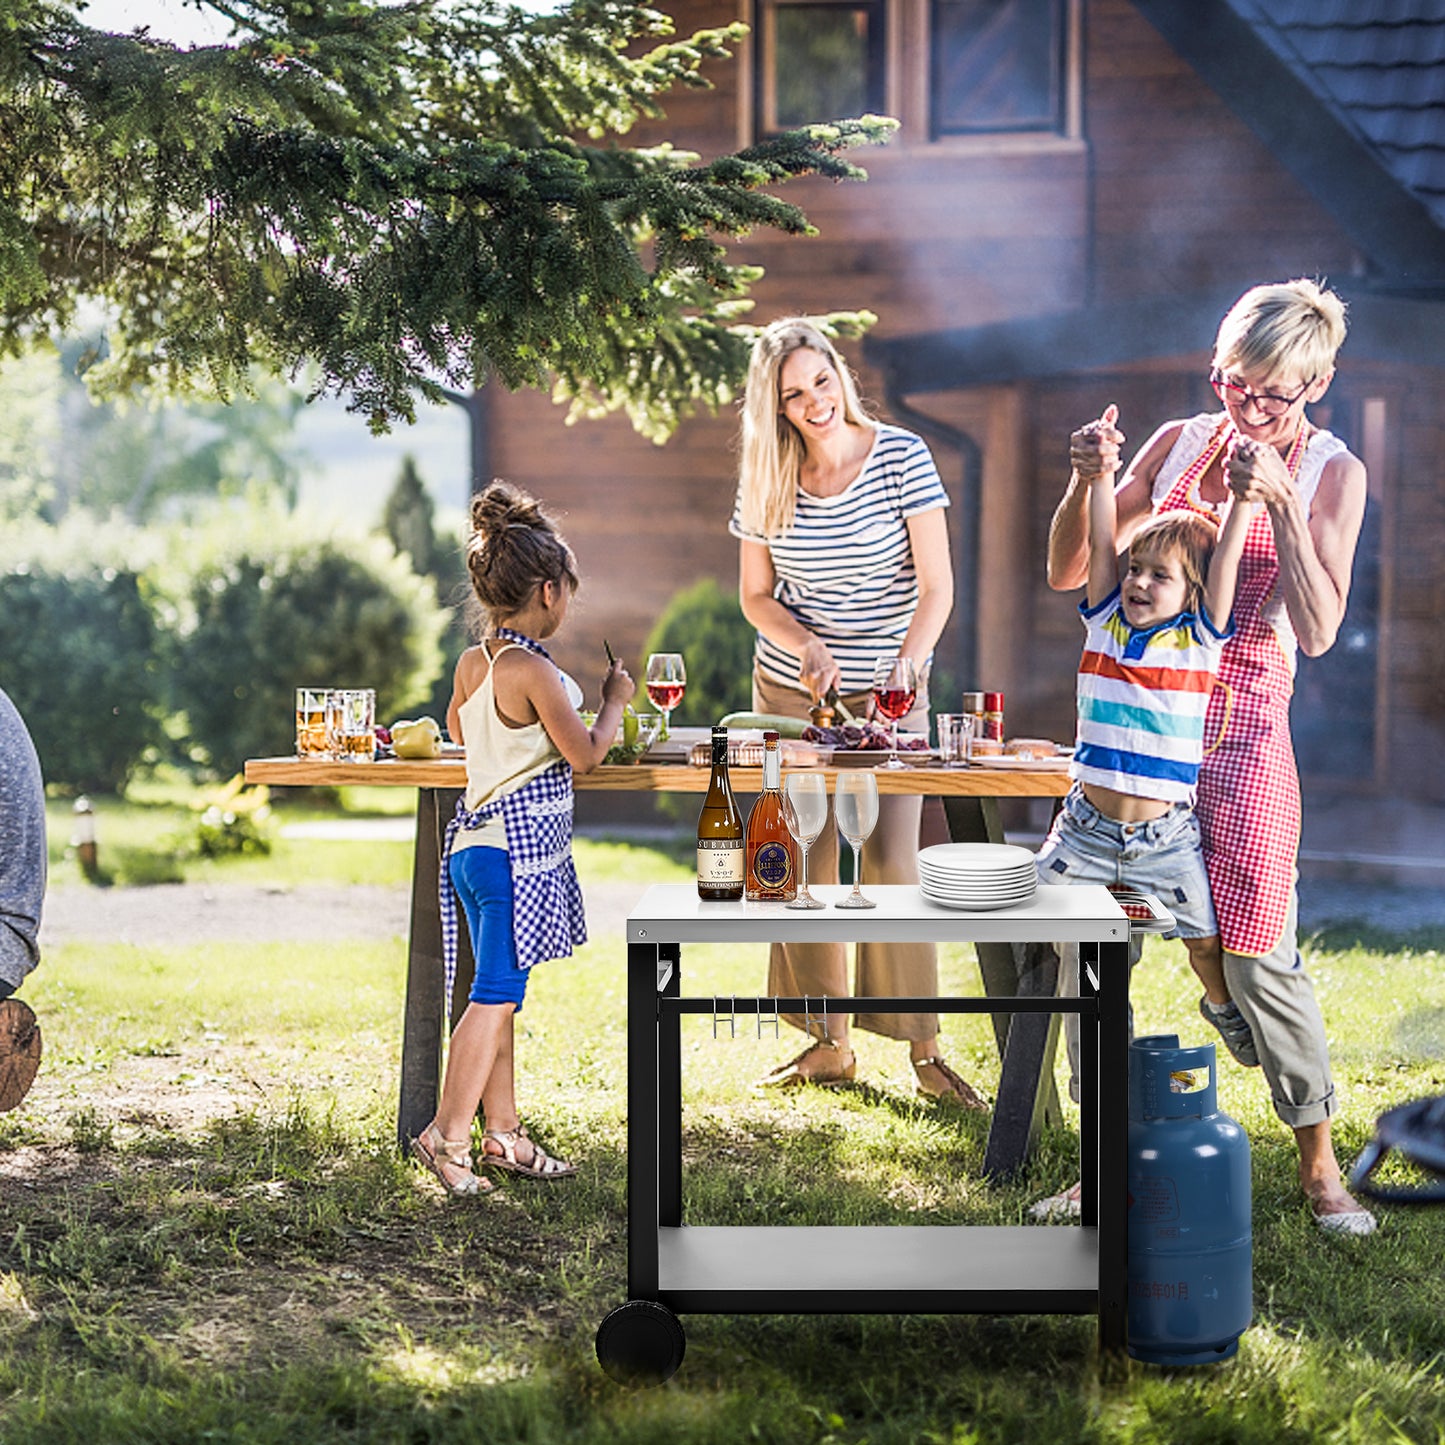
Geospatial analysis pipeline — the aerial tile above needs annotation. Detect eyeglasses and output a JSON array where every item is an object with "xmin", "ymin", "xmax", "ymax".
[{"xmin": 1209, "ymin": 368, "xmax": 1313, "ymax": 418}]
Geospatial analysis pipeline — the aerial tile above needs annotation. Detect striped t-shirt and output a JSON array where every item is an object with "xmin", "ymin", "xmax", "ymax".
[
  {"xmin": 728, "ymin": 425, "xmax": 949, "ymax": 694},
  {"xmin": 1071, "ymin": 589, "xmax": 1233, "ymax": 804}
]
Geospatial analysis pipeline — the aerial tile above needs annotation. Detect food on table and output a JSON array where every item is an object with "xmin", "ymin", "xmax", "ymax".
[
  {"xmin": 688, "ymin": 738, "xmax": 828, "ymax": 768},
  {"xmin": 604, "ymin": 709, "xmax": 661, "ymax": 764},
  {"xmin": 799, "ymin": 721, "xmax": 930, "ymax": 752},
  {"xmin": 391, "ymin": 717, "xmax": 443, "ymax": 758},
  {"xmin": 1004, "ymin": 737, "xmax": 1061, "ymax": 758},
  {"xmin": 717, "ymin": 711, "xmax": 811, "ymax": 738},
  {"xmin": 970, "ymin": 736, "xmax": 1004, "ymax": 758}
]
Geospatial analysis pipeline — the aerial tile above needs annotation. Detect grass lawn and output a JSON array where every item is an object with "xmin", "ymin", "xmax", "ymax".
[{"xmin": 5, "ymin": 809, "xmax": 1445, "ymax": 1442}]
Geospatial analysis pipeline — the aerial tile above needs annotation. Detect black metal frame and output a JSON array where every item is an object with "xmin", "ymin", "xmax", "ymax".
[{"xmin": 625, "ymin": 929, "xmax": 1131, "ymax": 1354}]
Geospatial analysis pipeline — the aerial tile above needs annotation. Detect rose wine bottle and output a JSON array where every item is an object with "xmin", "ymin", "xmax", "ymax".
[
  {"xmin": 744, "ymin": 730, "xmax": 798, "ymax": 902},
  {"xmin": 696, "ymin": 725, "xmax": 744, "ymax": 900}
]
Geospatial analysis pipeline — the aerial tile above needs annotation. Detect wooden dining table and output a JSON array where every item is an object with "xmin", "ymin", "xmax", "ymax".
[{"xmin": 243, "ymin": 751, "xmax": 1073, "ymax": 1176}]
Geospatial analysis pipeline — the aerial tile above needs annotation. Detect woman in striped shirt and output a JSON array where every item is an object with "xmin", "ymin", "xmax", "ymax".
[{"xmin": 730, "ymin": 317, "xmax": 982, "ymax": 1107}]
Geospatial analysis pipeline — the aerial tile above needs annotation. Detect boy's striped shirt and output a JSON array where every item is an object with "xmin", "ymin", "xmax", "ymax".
[
  {"xmin": 1072, "ymin": 589, "xmax": 1232, "ymax": 802},
  {"xmin": 729, "ymin": 425, "xmax": 949, "ymax": 694}
]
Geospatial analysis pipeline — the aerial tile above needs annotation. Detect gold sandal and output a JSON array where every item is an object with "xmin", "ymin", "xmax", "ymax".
[
  {"xmin": 482, "ymin": 1123, "xmax": 576, "ymax": 1180},
  {"xmin": 758, "ymin": 1038, "xmax": 857, "ymax": 1089},
  {"xmin": 410, "ymin": 1124, "xmax": 492, "ymax": 1196},
  {"xmin": 913, "ymin": 1055, "xmax": 989, "ymax": 1111}
]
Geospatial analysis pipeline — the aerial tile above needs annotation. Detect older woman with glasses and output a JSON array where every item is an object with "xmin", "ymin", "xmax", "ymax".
[{"xmin": 1045, "ymin": 279, "xmax": 1375, "ymax": 1237}]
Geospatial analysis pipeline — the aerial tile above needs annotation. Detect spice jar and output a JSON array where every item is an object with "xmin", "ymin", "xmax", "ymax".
[
  {"xmin": 960, "ymin": 691, "xmax": 986, "ymax": 740},
  {"xmin": 983, "ymin": 691, "xmax": 1005, "ymax": 742}
]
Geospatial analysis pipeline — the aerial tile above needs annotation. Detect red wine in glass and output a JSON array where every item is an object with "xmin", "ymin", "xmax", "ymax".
[
  {"xmin": 873, "ymin": 686, "xmax": 915, "ymax": 721},
  {"xmin": 871, "ymin": 655, "xmax": 917, "ymax": 768},
  {"xmin": 645, "ymin": 653, "xmax": 686, "ymax": 740},
  {"xmin": 647, "ymin": 682, "xmax": 686, "ymax": 713}
]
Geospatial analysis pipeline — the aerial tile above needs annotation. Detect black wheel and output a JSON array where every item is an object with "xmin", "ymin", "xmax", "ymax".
[{"xmin": 595, "ymin": 1300, "xmax": 686, "ymax": 1386}]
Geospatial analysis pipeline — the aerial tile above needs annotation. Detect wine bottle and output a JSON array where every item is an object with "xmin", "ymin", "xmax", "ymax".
[
  {"xmin": 744, "ymin": 730, "xmax": 798, "ymax": 902},
  {"xmin": 697, "ymin": 725, "xmax": 744, "ymax": 901}
]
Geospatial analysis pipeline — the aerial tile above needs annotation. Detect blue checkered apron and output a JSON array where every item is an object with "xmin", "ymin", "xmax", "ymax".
[{"xmin": 439, "ymin": 760, "xmax": 587, "ymax": 1000}]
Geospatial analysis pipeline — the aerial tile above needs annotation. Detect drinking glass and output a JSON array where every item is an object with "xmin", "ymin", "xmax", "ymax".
[
  {"xmin": 295, "ymin": 687, "xmax": 329, "ymax": 758},
  {"xmin": 782, "ymin": 772, "xmax": 828, "ymax": 910},
  {"xmin": 936, "ymin": 713, "xmax": 976, "ymax": 768},
  {"xmin": 833, "ymin": 771, "xmax": 878, "ymax": 909},
  {"xmin": 871, "ymin": 655, "xmax": 917, "ymax": 769},
  {"xmin": 327, "ymin": 688, "xmax": 376, "ymax": 761},
  {"xmin": 645, "ymin": 653, "xmax": 686, "ymax": 741}
]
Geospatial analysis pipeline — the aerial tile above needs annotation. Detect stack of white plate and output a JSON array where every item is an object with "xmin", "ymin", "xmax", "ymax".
[{"xmin": 917, "ymin": 842, "xmax": 1038, "ymax": 911}]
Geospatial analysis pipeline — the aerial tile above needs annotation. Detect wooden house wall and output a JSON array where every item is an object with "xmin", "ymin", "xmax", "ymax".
[{"xmin": 483, "ymin": 0, "xmax": 1443, "ymax": 800}]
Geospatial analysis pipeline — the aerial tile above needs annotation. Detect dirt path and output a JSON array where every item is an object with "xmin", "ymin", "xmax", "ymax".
[{"xmin": 38, "ymin": 880, "xmax": 647, "ymax": 948}]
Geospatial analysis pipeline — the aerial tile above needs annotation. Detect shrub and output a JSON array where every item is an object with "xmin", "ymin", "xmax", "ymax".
[
  {"xmin": 0, "ymin": 562, "xmax": 165, "ymax": 792},
  {"xmin": 169, "ymin": 529, "xmax": 448, "ymax": 775},
  {"xmin": 641, "ymin": 577, "xmax": 754, "ymax": 728}
]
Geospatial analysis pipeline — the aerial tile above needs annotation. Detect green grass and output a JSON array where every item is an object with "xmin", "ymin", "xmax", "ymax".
[
  {"xmin": 46, "ymin": 786, "xmax": 415, "ymax": 889},
  {"xmin": 5, "ymin": 813, "xmax": 1445, "ymax": 1442}
]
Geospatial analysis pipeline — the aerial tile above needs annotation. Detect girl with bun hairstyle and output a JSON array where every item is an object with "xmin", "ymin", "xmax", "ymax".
[{"xmin": 411, "ymin": 481, "xmax": 634, "ymax": 1197}]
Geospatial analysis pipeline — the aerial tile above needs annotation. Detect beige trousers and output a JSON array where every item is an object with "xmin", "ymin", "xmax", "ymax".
[{"xmin": 753, "ymin": 667, "xmax": 938, "ymax": 1041}]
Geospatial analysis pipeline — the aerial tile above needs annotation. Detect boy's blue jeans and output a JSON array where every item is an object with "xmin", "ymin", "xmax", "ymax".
[{"xmin": 1035, "ymin": 784, "xmax": 1215, "ymax": 1104}]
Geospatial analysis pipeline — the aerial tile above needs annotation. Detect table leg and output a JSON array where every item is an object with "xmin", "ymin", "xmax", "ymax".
[
  {"xmin": 1078, "ymin": 942, "xmax": 1099, "ymax": 1227},
  {"xmin": 1096, "ymin": 936, "xmax": 1130, "ymax": 1358},
  {"xmin": 981, "ymin": 944, "xmax": 1062, "ymax": 1180},
  {"xmin": 397, "ymin": 788, "xmax": 457, "ymax": 1151},
  {"xmin": 657, "ymin": 944, "xmax": 682, "ymax": 1228},
  {"xmin": 628, "ymin": 940, "xmax": 661, "ymax": 1300},
  {"xmin": 943, "ymin": 794, "xmax": 1063, "ymax": 1167}
]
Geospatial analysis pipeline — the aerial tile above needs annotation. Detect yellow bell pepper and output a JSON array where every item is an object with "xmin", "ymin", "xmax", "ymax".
[{"xmin": 391, "ymin": 717, "xmax": 443, "ymax": 759}]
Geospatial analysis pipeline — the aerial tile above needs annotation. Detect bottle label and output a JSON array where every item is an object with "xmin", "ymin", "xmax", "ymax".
[
  {"xmin": 752, "ymin": 841, "xmax": 793, "ymax": 890},
  {"xmin": 698, "ymin": 841, "xmax": 744, "ymax": 885}
]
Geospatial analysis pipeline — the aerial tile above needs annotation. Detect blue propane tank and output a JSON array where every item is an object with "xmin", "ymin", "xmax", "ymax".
[{"xmin": 1127, "ymin": 1034, "xmax": 1252, "ymax": 1365}]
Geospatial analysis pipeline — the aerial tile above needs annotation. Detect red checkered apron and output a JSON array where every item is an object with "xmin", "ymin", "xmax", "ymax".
[{"xmin": 1154, "ymin": 416, "xmax": 1321, "ymax": 957}]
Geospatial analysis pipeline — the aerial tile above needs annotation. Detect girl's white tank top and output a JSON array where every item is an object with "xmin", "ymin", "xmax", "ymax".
[{"xmin": 452, "ymin": 641, "xmax": 566, "ymax": 853}]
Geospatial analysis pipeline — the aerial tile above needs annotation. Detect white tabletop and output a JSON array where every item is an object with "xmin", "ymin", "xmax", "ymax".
[{"xmin": 626, "ymin": 883, "xmax": 1130, "ymax": 946}]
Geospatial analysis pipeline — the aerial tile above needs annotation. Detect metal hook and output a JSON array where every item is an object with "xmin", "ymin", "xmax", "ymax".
[
  {"xmin": 803, "ymin": 994, "xmax": 830, "ymax": 1042},
  {"xmin": 712, "ymin": 996, "xmax": 736, "ymax": 1041},
  {"xmin": 757, "ymin": 996, "xmax": 779, "ymax": 1040}
]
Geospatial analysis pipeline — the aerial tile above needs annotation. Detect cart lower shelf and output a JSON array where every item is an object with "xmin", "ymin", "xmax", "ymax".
[{"xmin": 654, "ymin": 1224, "xmax": 1099, "ymax": 1313}]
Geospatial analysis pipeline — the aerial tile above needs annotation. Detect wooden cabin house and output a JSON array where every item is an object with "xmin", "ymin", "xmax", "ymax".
[{"xmin": 483, "ymin": 0, "xmax": 1445, "ymax": 807}]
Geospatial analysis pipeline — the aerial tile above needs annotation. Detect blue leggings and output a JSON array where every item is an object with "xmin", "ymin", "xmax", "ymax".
[{"xmin": 448, "ymin": 845, "xmax": 528, "ymax": 1011}]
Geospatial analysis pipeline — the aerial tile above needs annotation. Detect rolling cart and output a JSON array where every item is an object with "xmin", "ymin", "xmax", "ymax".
[{"xmin": 595, "ymin": 882, "xmax": 1146, "ymax": 1384}]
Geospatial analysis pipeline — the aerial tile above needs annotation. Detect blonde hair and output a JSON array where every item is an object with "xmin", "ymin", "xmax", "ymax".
[
  {"xmin": 737, "ymin": 318, "xmax": 874, "ymax": 537},
  {"xmin": 1214, "ymin": 278, "xmax": 1347, "ymax": 386},
  {"xmin": 465, "ymin": 480, "xmax": 578, "ymax": 626},
  {"xmin": 1129, "ymin": 511, "xmax": 1220, "ymax": 617}
]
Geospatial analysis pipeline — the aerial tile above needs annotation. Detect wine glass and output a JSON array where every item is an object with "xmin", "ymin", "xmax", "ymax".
[
  {"xmin": 833, "ymin": 771, "xmax": 878, "ymax": 909},
  {"xmin": 645, "ymin": 653, "xmax": 686, "ymax": 741},
  {"xmin": 871, "ymin": 655, "xmax": 917, "ymax": 769},
  {"xmin": 782, "ymin": 773, "xmax": 828, "ymax": 910}
]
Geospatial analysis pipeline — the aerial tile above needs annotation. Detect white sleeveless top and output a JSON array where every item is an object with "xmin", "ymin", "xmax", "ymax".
[
  {"xmin": 1150, "ymin": 412, "xmax": 1347, "ymax": 673},
  {"xmin": 452, "ymin": 641, "xmax": 578, "ymax": 852}
]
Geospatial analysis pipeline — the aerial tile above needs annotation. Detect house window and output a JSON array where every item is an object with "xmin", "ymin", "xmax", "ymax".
[
  {"xmin": 756, "ymin": 0, "xmax": 887, "ymax": 133},
  {"xmin": 931, "ymin": 0, "xmax": 1065, "ymax": 137}
]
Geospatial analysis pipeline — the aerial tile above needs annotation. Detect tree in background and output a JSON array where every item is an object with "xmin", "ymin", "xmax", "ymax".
[
  {"xmin": 1, "ymin": 0, "xmax": 893, "ymax": 440},
  {"xmin": 0, "ymin": 339, "xmax": 305, "ymax": 522},
  {"xmin": 642, "ymin": 578, "xmax": 753, "ymax": 727},
  {"xmin": 380, "ymin": 455, "xmax": 444, "ymax": 583},
  {"xmin": 378, "ymin": 453, "xmax": 470, "ymax": 722}
]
